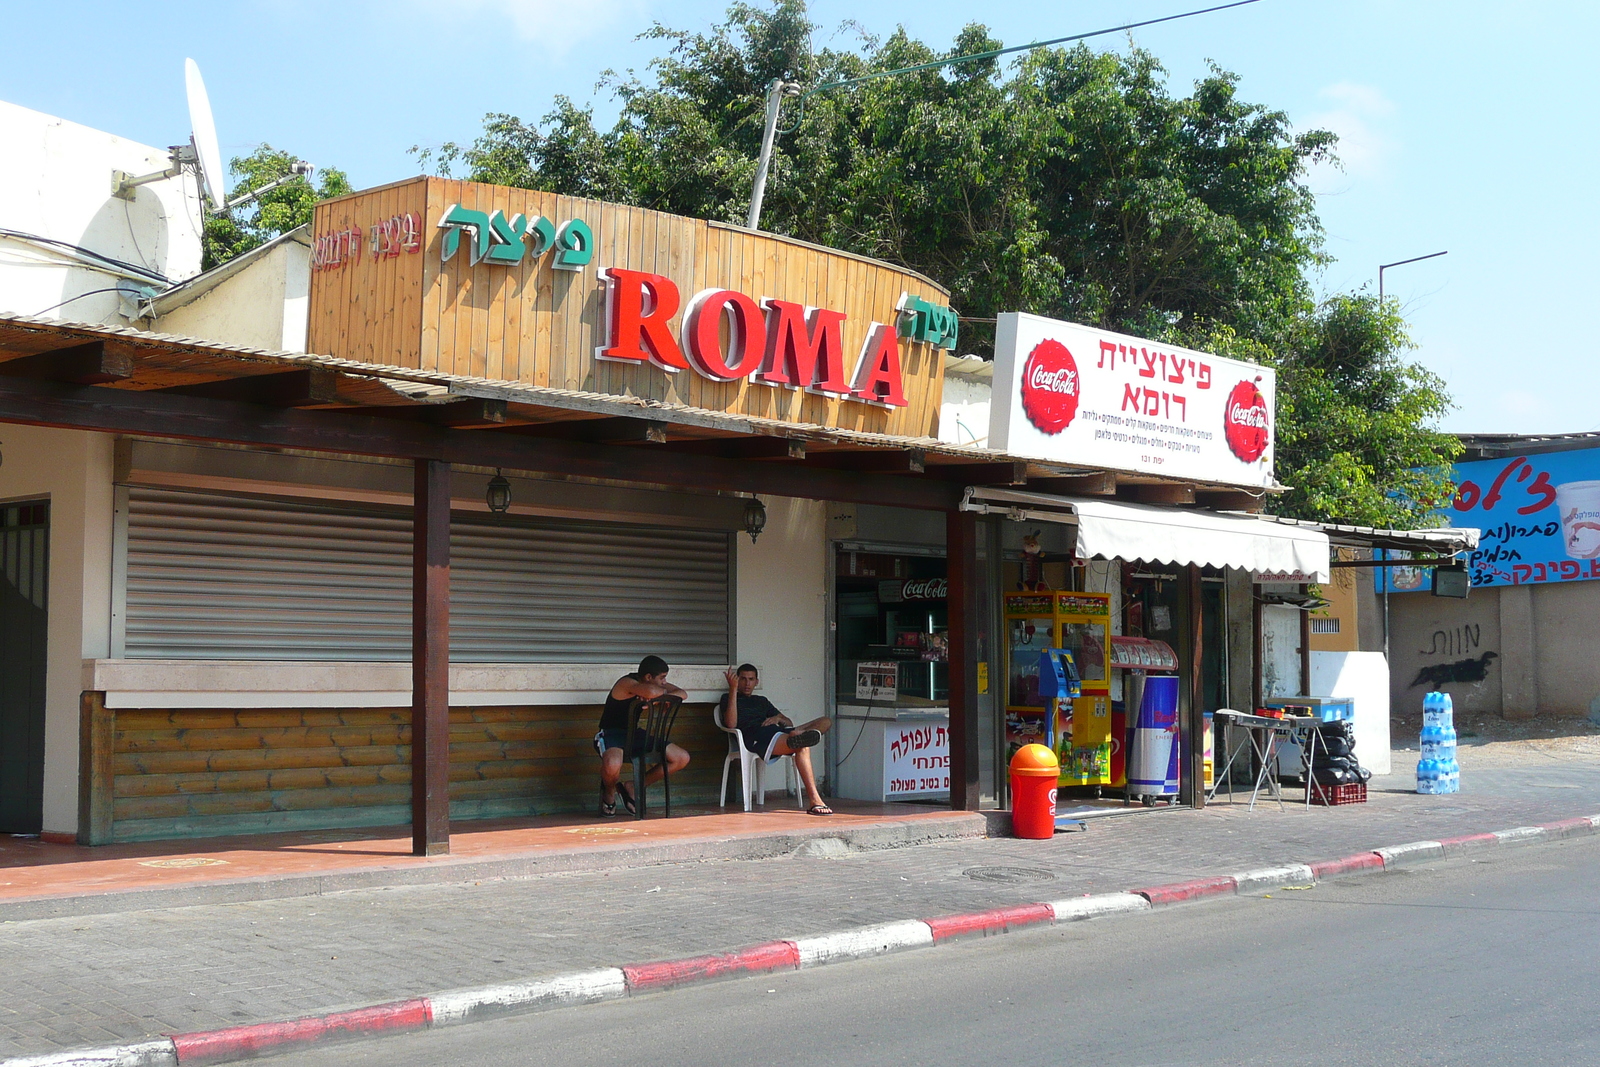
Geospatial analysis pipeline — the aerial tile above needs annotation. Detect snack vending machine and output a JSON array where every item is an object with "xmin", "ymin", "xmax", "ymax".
[{"xmin": 1004, "ymin": 591, "xmax": 1113, "ymax": 787}]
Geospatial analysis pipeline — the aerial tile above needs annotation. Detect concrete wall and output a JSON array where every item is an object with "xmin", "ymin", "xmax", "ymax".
[
  {"xmin": 734, "ymin": 496, "xmax": 829, "ymax": 779},
  {"xmin": 1386, "ymin": 578, "xmax": 1600, "ymax": 720},
  {"xmin": 0, "ymin": 100, "xmax": 202, "ymax": 325},
  {"xmin": 0, "ymin": 426, "xmax": 115, "ymax": 834},
  {"xmin": 938, "ymin": 373, "xmax": 991, "ymax": 447},
  {"xmin": 155, "ymin": 238, "xmax": 311, "ymax": 352}
]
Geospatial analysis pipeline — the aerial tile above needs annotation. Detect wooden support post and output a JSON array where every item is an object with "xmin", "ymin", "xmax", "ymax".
[
  {"xmin": 946, "ymin": 508, "xmax": 982, "ymax": 811},
  {"xmin": 1186, "ymin": 565, "xmax": 1206, "ymax": 809},
  {"xmin": 77, "ymin": 691, "xmax": 114, "ymax": 845},
  {"xmin": 412, "ymin": 459, "xmax": 451, "ymax": 856}
]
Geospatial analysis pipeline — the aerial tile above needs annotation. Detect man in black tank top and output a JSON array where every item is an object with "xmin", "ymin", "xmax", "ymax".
[{"xmin": 595, "ymin": 655, "xmax": 690, "ymax": 816}]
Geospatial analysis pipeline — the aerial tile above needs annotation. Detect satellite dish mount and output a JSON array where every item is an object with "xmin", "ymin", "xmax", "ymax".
[{"xmin": 110, "ymin": 59, "xmax": 311, "ymax": 215}]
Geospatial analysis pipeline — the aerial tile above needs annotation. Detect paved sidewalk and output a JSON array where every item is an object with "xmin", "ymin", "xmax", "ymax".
[{"xmin": 3, "ymin": 754, "xmax": 1598, "ymax": 1059}]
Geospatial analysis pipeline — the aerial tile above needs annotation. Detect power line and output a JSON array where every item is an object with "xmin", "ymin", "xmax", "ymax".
[{"xmin": 790, "ymin": 0, "xmax": 1263, "ymax": 118}]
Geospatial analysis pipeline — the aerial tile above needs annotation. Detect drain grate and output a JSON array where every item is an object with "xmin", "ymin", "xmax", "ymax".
[{"xmin": 963, "ymin": 865, "xmax": 1057, "ymax": 884}]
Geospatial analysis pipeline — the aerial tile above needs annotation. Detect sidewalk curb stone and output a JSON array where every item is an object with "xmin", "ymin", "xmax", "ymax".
[{"xmin": 7, "ymin": 812, "xmax": 1600, "ymax": 1067}]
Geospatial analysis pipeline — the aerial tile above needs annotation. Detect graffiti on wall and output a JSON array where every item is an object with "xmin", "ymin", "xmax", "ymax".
[
  {"xmin": 1418, "ymin": 625, "xmax": 1481, "ymax": 658},
  {"xmin": 1408, "ymin": 652, "xmax": 1499, "ymax": 690}
]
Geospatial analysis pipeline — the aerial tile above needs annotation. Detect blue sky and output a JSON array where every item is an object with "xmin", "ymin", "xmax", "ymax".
[{"xmin": 4, "ymin": 1, "xmax": 1593, "ymax": 434}]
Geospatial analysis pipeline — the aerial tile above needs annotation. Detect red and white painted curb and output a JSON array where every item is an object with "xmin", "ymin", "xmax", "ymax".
[{"xmin": 8, "ymin": 813, "xmax": 1597, "ymax": 1067}]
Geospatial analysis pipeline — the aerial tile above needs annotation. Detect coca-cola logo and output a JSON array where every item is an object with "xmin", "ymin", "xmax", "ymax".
[
  {"xmin": 901, "ymin": 578, "xmax": 948, "ymax": 601},
  {"xmin": 1224, "ymin": 379, "xmax": 1270, "ymax": 462},
  {"xmin": 1020, "ymin": 339, "xmax": 1080, "ymax": 435}
]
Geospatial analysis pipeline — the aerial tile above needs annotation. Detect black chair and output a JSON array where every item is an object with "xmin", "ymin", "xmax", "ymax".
[{"xmin": 624, "ymin": 695, "xmax": 684, "ymax": 819}]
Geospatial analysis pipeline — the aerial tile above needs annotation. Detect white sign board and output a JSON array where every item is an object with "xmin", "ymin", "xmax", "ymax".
[
  {"xmin": 855, "ymin": 661, "xmax": 899, "ymax": 701},
  {"xmin": 990, "ymin": 312, "xmax": 1276, "ymax": 489},
  {"xmin": 884, "ymin": 719, "xmax": 950, "ymax": 798}
]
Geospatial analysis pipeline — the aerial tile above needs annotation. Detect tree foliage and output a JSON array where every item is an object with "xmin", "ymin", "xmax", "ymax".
[
  {"xmin": 416, "ymin": 0, "xmax": 1459, "ymax": 528},
  {"xmin": 202, "ymin": 145, "xmax": 352, "ymax": 270}
]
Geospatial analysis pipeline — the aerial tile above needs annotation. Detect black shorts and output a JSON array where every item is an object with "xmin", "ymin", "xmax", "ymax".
[
  {"xmin": 595, "ymin": 728, "xmax": 650, "ymax": 758},
  {"xmin": 744, "ymin": 723, "xmax": 792, "ymax": 763}
]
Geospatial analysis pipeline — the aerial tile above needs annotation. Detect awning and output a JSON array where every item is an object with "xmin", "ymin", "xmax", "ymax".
[{"xmin": 960, "ymin": 487, "xmax": 1331, "ymax": 582}]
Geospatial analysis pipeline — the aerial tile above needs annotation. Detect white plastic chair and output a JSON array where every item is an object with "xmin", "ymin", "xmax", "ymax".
[{"xmin": 716, "ymin": 705, "xmax": 800, "ymax": 810}]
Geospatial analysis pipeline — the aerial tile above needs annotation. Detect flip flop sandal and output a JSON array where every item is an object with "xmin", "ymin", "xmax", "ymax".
[
  {"xmin": 806, "ymin": 804, "xmax": 834, "ymax": 816},
  {"xmin": 599, "ymin": 798, "xmax": 617, "ymax": 817},
  {"xmin": 787, "ymin": 729, "xmax": 822, "ymax": 750},
  {"xmin": 616, "ymin": 783, "xmax": 638, "ymax": 815}
]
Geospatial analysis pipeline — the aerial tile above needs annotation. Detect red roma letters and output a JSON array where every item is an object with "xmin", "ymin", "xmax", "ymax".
[{"xmin": 595, "ymin": 268, "xmax": 908, "ymax": 407}]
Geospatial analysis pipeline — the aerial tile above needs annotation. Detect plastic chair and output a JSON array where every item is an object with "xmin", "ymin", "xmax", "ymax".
[
  {"xmin": 623, "ymin": 695, "xmax": 683, "ymax": 819},
  {"xmin": 715, "ymin": 703, "xmax": 799, "ymax": 811}
]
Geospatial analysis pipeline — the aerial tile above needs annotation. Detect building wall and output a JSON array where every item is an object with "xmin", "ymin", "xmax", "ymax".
[
  {"xmin": 156, "ymin": 239, "xmax": 311, "ymax": 352},
  {"xmin": 734, "ymin": 496, "xmax": 829, "ymax": 781},
  {"xmin": 0, "ymin": 100, "xmax": 202, "ymax": 325},
  {"xmin": 92, "ymin": 702, "xmax": 729, "ymax": 842},
  {"xmin": 0, "ymin": 425, "xmax": 115, "ymax": 834},
  {"xmin": 1383, "ymin": 579, "xmax": 1600, "ymax": 720}
]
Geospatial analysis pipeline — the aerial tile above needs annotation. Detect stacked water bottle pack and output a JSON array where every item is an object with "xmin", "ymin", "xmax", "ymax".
[{"xmin": 1416, "ymin": 691, "xmax": 1460, "ymax": 794}]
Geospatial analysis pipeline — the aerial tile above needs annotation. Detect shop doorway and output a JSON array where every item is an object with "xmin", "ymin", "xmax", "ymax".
[{"xmin": 0, "ymin": 500, "xmax": 48, "ymax": 834}]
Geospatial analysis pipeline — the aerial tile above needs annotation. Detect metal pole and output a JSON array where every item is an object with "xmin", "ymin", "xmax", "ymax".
[
  {"xmin": 412, "ymin": 458, "xmax": 451, "ymax": 856},
  {"xmin": 1378, "ymin": 250, "xmax": 1447, "ymax": 305},
  {"xmin": 746, "ymin": 79, "xmax": 788, "ymax": 231}
]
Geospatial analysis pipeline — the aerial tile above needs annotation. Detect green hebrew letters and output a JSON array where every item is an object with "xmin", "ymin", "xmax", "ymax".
[
  {"xmin": 896, "ymin": 292, "xmax": 959, "ymax": 351},
  {"xmin": 525, "ymin": 215, "xmax": 556, "ymax": 256},
  {"xmin": 437, "ymin": 204, "xmax": 493, "ymax": 265},
  {"xmin": 553, "ymin": 218, "xmax": 594, "ymax": 270}
]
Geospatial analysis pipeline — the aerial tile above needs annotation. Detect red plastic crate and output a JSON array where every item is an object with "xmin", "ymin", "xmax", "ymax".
[{"xmin": 1308, "ymin": 781, "xmax": 1367, "ymax": 806}]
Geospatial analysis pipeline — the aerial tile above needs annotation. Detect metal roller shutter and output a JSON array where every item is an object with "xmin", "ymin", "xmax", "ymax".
[{"xmin": 123, "ymin": 488, "xmax": 731, "ymax": 663}]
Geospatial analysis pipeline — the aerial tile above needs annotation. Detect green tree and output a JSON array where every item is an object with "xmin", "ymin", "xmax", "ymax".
[
  {"xmin": 202, "ymin": 145, "xmax": 352, "ymax": 270},
  {"xmin": 418, "ymin": 1, "xmax": 1458, "ymax": 528}
]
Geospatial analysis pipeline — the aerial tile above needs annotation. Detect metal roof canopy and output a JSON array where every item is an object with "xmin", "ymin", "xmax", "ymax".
[
  {"xmin": 1251, "ymin": 514, "xmax": 1479, "ymax": 556},
  {"xmin": 961, "ymin": 487, "xmax": 1331, "ymax": 582}
]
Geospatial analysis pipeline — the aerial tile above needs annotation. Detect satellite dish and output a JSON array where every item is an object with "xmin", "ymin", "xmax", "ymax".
[{"xmin": 185, "ymin": 59, "xmax": 226, "ymax": 212}]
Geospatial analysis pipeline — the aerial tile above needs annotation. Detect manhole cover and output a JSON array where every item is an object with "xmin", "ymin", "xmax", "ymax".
[
  {"xmin": 963, "ymin": 865, "xmax": 1056, "ymax": 884},
  {"xmin": 137, "ymin": 857, "xmax": 230, "ymax": 868},
  {"xmin": 563, "ymin": 826, "xmax": 638, "ymax": 836}
]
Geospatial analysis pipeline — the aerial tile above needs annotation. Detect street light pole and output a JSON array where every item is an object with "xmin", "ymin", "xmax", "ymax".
[
  {"xmin": 746, "ymin": 79, "xmax": 799, "ymax": 231},
  {"xmin": 1374, "ymin": 248, "xmax": 1447, "ymax": 665},
  {"xmin": 1378, "ymin": 250, "xmax": 1448, "ymax": 305}
]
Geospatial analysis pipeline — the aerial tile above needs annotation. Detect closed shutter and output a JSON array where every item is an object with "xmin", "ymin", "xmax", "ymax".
[{"xmin": 124, "ymin": 488, "xmax": 730, "ymax": 663}]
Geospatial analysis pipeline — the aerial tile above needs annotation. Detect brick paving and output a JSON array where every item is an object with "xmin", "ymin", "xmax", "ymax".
[{"xmin": 2, "ymin": 751, "xmax": 1597, "ymax": 1058}]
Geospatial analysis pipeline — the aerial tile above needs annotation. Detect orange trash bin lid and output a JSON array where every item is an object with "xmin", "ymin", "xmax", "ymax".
[{"xmin": 1009, "ymin": 743, "xmax": 1060, "ymax": 777}]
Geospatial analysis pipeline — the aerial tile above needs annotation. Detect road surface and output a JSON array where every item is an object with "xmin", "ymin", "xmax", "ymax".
[{"xmin": 262, "ymin": 833, "xmax": 1600, "ymax": 1066}]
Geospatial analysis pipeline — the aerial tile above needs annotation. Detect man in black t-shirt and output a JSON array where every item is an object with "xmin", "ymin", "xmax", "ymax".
[
  {"xmin": 596, "ymin": 655, "xmax": 690, "ymax": 817},
  {"xmin": 720, "ymin": 663, "xmax": 832, "ymax": 815}
]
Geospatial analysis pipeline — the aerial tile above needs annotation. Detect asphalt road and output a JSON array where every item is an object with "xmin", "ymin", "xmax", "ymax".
[{"xmin": 263, "ymin": 834, "xmax": 1600, "ymax": 1067}]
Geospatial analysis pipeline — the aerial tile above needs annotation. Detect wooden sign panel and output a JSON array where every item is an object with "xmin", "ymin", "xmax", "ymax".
[{"xmin": 306, "ymin": 176, "xmax": 951, "ymax": 438}]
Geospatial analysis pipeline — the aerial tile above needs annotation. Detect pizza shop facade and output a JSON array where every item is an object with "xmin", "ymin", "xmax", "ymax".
[{"xmin": 0, "ymin": 176, "xmax": 985, "ymax": 849}]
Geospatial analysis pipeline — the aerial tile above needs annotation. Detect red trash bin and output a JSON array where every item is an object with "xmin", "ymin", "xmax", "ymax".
[{"xmin": 1009, "ymin": 744, "xmax": 1061, "ymax": 839}]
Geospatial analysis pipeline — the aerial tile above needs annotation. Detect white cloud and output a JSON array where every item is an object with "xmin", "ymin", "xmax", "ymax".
[
  {"xmin": 1300, "ymin": 82, "xmax": 1397, "ymax": 194},
  {"xmin": 411, "ymin": 0, "xmax": 648, "ymax": 56}
]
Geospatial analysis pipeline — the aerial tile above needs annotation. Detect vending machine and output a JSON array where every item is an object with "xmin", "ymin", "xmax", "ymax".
[{"xmin": 1004, "ymin": 591, "xmax": 1112, "ymax": 787}]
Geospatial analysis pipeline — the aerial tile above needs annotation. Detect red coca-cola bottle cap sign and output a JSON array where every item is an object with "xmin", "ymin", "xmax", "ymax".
[
  {"xmin": 1020, "ymin": 339, "xmax": 1080, "ymax": 435},
  {"xmin": 1224, "ymin": 379, "xmax": 1269, "ymax": 462}
]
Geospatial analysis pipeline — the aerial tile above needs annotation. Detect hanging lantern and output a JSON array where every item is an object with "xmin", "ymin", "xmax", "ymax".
[
  {"xmin": 486, "ymin": 470, "xmax": 512, "ymax": 514},
  {"xmin": 743, "ymin": 496, "xmax": 767, "ymax": 543}
]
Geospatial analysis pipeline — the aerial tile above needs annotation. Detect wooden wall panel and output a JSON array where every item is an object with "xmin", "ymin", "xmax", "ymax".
[
  {"xmin": 104, "ymin": 703, "xmax": 729, "ymax": 842},
  {"xmin": 308, "ymin": 177, "xmax": 950, "ymax": 438},
  {"xmin": 305, "ymin": 178, "xmax": 427, "ymax": 369}
]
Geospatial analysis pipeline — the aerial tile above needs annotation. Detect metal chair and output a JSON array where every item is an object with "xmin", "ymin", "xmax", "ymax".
[
  {"xmin": 715, "ymin": 704, "xmax": 799, "ymax": 811},
  {"xmin": 622, "ymin": 694, "xmax": 683, "ymax": 819}
]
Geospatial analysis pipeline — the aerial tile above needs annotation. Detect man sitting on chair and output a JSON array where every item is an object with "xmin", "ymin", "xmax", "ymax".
[
  {"xmin": 720, "ymin": 663, "xmax": 833, "ymax": 816},
  {"xmin": 597, "ymin": 655, "xmax": 691, "ymax": 817}
]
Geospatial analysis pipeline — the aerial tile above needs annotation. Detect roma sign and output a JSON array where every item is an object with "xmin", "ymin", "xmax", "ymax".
[{"xmin": 306, "ymin": 177, "xmax": 952, "ymax": 436}]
